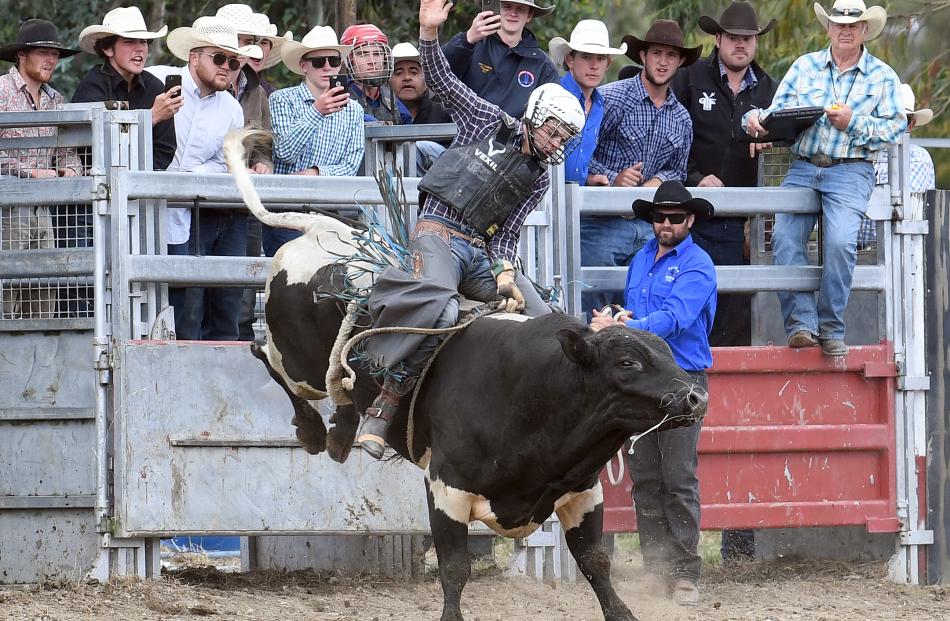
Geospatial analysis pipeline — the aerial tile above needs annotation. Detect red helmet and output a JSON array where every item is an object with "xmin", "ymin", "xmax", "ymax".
[{"xmin": 340, "ymin": 24, "xmax": 389, "ymax": 47}]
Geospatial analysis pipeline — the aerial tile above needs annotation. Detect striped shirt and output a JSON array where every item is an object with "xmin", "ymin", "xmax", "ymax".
[
  {"xmin": 742, "ymin": 47, "xmax": 905, "ymax": 160},
  {"xmin": 268, "ymin": 82, "xmax": 364, "ymax": 176},
  {"xmin": 419, "ymin": 37, "xmax": 549, "ymax": 262},
  {"xmin": 588, "ymin": 75, "xmax": 692, "ymax": 184},
  {"xmin": 719, "ymin": 59, "xmax": 757, "ymax": 93}
]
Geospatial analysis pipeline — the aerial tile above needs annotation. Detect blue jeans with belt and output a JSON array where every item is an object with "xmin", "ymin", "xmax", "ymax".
[
  {"xmin": 772, "ymin": 159, "xmax": 874, "ymax": 340},
  {"xmin": 580, "ymin": 216, "xmax": 654, "ymax": 317},
  {"xmin": 167, "ymin": 210, "xmax": 248, "ymax": 341}
]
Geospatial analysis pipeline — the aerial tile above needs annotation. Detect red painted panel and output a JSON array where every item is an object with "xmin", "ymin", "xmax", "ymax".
[{"xmin": 602, "ymin": 343, "xmax": 898, "ymax": 533}]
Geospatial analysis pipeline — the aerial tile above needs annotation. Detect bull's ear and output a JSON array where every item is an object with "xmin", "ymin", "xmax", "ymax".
[{"xmin": 558, "ymin": 329, "xmax": 595, "ymax": 367}]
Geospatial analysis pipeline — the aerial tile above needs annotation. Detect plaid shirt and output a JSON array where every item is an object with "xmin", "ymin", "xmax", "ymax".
[
  {"xmin": 719, "ymin": 59, "xmax": 758, "ymax": 93},
  {"xmin": 588, "ymin": 75, "xmax": 692, "ymax": 184},
  {"xmin": 269, "ymin": 82, "xmax": 364, "ymax": 176},
  {"xmin": 743, "ymin": 47, "xmax": 905, "ymax": 160},
  {"xmin": 0, "ymin": 66, "xmax": 82, "ymax": 177},
  {"xmin": 858, "ymin": 144, "xmax": 936, "ymax": 245},
  {"xmin": 419, "ymin": 37, "xmax": 549, "ymax": 262}
]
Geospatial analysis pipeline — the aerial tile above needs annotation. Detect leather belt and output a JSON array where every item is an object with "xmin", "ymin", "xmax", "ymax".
[
  {"xmin": 414, "ymin": 219, "xmax": 486, "ymax": 248},
  {"xmin": 799, "ymin": 155, "xmax": 867, "ymax": 168}
]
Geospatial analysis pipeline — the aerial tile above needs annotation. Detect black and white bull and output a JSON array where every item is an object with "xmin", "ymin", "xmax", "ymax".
[{"xmin": 224, "ymin": 132, "xmax": 708, "ymax": 621}]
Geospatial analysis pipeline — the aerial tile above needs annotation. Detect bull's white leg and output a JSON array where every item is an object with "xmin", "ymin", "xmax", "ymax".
[{"xmin": 425, "ymin": 478, "xmax": 470, "ymax": 621}]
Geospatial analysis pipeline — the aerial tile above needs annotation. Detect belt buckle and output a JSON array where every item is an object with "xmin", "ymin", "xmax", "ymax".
[{"xmin": 810, "ymin": 153, "xmax": 833, "ymax": 168}]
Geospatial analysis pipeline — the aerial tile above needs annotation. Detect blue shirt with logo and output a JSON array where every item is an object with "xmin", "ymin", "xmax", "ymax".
[
  {"xmin": 559, "ymin": 72, "xmax": 604, "ymax": 185},
  {"xmin": 623, "ymin": 234, "xmax": 717, "ymax": 371}
]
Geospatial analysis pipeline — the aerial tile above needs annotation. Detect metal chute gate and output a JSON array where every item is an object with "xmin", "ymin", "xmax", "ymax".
[{"xmin": 0, "ymin": 105, "xmax": 936, "ymax": 584}]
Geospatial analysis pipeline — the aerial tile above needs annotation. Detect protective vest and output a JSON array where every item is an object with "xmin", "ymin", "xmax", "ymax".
[{"xmin": 418, "ymin": 115, "xmax": 544, "ymax": 238}]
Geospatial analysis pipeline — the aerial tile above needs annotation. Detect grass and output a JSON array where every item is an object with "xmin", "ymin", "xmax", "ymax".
[{"xmin": 613, "ymin": 531, "xmax": 723, "ymax": 566}]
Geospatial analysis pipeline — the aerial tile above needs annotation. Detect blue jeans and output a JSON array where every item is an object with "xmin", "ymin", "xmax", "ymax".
[
  {"xmin": 262, "ymin": 224, "xmax": 300, "ymax": 258},
  {"xmin": 580, "ymin": 216, "xmax": 654, "ymax": 315},
  {"xmin": 167, "ymin": 211, "xmax": 248, "ymax": 341},
  {"xmin": 772, "ymin": 160, "xmax": 874, "ymax": 341}
]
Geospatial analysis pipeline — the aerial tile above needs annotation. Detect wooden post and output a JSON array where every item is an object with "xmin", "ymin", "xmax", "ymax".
[{"xmin": 335, "ymin": 0, "xmax": 357, "ymax": 32}]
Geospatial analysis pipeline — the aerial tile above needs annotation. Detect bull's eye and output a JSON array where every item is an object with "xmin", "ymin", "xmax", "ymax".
[{"xmin": 620, "ymin": 359, "xmax": 643, "ymax": 371}]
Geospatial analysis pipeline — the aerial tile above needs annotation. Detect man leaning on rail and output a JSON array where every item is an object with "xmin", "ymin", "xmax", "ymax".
[
  {"xmin": 356, "ymin": 0, "xmax": 586, "ymax": 460},
  {"xmin": 743, "ymin": 0, "xmax": 905, "ymax": 356}
]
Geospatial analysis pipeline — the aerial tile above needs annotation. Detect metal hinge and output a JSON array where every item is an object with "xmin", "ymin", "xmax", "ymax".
[
  {"xmin": 899, "ymin": 529, "xmax": 934, "ymax": 546},
  {"xmin": 894, "ymin": 221, "xmax": 929, "ymax": 235},
  {"xmin": 95, "ymin": 349, "xmax": 114, "ymax": 385},
  {"xmin": 897, "ymin": 376, "xmax": 930, "ymax": 391}
]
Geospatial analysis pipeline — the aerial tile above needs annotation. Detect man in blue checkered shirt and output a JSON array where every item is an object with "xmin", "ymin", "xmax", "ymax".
[
  {"xmin": 356, "ymin": 0, "xmax": 586, "ymax": 459},
  {"xmin": 744, "ymin": 0, "xmax": 905, "ymax": 357},
  {"xmin": 582, "ymin": 20, "xmax": 699, "ymax": 316}
]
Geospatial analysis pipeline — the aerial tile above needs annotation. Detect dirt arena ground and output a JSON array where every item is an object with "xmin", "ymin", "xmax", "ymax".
[{"xmin": 2, "ymin": 544, "xmax": 947, "ymax": 621}]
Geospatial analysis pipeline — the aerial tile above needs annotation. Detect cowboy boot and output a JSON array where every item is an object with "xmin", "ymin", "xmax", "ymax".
[{"xmin": 358, "ymin": 378, "xmax": 409, "ymax": 459}]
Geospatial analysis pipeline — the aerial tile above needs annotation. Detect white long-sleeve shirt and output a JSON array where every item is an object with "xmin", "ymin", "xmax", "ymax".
[{"xmin": 146, "ymin": 65, "xmax": 244, "ymax": 244}]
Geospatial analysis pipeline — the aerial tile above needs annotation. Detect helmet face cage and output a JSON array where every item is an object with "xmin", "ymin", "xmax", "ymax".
[
  {"xmin": 526, "ymin": 112, "xmax": 582, "ymax": 166},
  {"xmin": 345, "ymin": 40, "xmax": 393, "ymax": 87}
]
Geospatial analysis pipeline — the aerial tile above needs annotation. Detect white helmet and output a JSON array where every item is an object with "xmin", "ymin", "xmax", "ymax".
[{"xmin": 523, "ymin": 83, "xmax": 586, "ymax": 165}]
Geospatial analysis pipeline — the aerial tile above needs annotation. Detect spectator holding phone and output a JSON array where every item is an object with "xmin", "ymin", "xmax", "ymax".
[
  {"xmin": 73, "ymin": 7, "xmax": 178, "ymax": 170},
  {"xmin": 265, "ymin": 25, "xmax": 364, "ymax": 255},
  {"xmin": 443, "ymin": 0, "xmax": 558, "ymax": 117}
]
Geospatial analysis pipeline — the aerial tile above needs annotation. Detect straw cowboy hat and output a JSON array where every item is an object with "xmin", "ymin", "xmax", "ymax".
[
  {"xmin": 814, "ymin": 0, "xmax": 887, "ymax": 40},
  {"xmin": 0, "ymin": 19, "xmax": 81, "ymax": 62},
  {"xmin": 166, "ymin": 16, "xmax": 262, "ymax": 63},
  {"xmin": 548, "ymin": 20, "xmax": 626, "ymax": 67},
  {"xmin": 900, "ymin": 84, "xmax": 933, "ymax": 126},
  {"xmin": 214, "ymin": 3, "xmax": 292, "ymax": 70},
  {"xmin": 622, "ymin": 20, "xmax": 703, "ymax": 67},
  {"xmin": 392, "ymin": 42, "xmax": 421, "ymax": 65},
  {"xmin": 502, "ymin": 0, "xmax": 555, "ymax": 17},
  {"xmin": 78, "ymin": 7, "xmax": 168, "ymax": 54},
  {"xmin": 280, "ymin": 25, "xmax": 352, "ymax": 76},
  {"xmin": 632, "ymin": 180, "xmax": 715, "ymax": 221},
  {"xmin": 699, "ymin": 1, "xmax": 776, "ymax": 37}
]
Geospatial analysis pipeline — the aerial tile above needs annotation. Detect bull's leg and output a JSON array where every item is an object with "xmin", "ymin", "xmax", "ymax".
[
  {"xmin": 250, "ymin": 340, "xmax": 327, "ymax": 454},
  {"xmin": 325, "ymin": 403, "xmax": 359, "ymax": 463},
  {"xmin": 425, "ymin": 479, "xmax": 471, "ymax": 621},
  {"xmin": 557, "ymin": 487, "xmax": 637, "ymax": 621}
]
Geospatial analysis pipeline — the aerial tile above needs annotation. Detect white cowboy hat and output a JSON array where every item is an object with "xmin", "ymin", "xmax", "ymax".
[
  {"xmin": 391, "ymin": 42, "xmax": 420, "ymax": 65},
  {"xmin": 166, "ymin": 16, "xmax": 262, "ymax": 63},
  {"xmin": 502, "ymin": 0, "xmax": 555, "ymax": 17},
  {"xmin": 814, "ymin": 0, "xmax": 887, "ymax": 41},
  {"xmin": 280, "ymin": 25, "xmax": 352, "ymax": 76},
  {"xmin": 78, "ymin": 7, "xmax": 168, "ymax": 54},
  {"xmin": 548, "ymin": 20, "xmax": 626, "ymax": 67},
  {"xmin": 899, "ymin": 83, "xmax": 933, "ymax": 126},
  {"xmin": 214, "ymin": 4, "xmax": 291, "ymax": 70}
]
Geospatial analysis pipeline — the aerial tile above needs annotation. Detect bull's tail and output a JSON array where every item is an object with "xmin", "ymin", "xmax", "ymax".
[{"xmin": 223, "ymin": 128, "xmax": 329, "ymax": 234}]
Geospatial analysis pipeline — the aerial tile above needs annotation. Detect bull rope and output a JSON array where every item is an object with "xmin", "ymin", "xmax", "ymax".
[{"xmin": 325, "ymin": 300, "xmax": 362, "ymax": 405}]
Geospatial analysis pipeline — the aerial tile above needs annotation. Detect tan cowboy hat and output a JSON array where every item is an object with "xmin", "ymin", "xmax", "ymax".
[
  {"xmin": 392, "ymin": 42, "xmax": 420, "ymax": 65},
  {"xmin": 500, "ymin": 0, "xmax": 555, "ymax": 17},
  {"xmin": 548, "ymin": 20, "xmax": 626, "ymax": 67},
  {"xmin": 78, "ymin": 7, "xmax": 167, "ymax": 54},
  {"xmin": 699, "ymin": 1, "xmax": 776, "ymax": 37},
  {"xmin": 166, "ymin": 16, "xmax": 262, "ymax": 62},
  {"xmin": 622, "ymin": 20, "xmax": 703, "ymax": 67},
  {"xmin": 900, "ymin": 83, "xmax": 933, "ymax": 126},
  {"xmin": 214, "ymin": 4, "xmax": 291, "ymax": 70},
  {"xmin": 280, "ymin": 25, "xmax": 352, "ymax": 75},
  {"xmin": 814, "ymin": 0, "xmax": 887, "ymax": 40}
]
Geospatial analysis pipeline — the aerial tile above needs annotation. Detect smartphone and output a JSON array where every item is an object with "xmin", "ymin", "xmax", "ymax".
[
  {"xmin": 164, "ymin": 74, "xmax": 182, "ymax": 95},
  {"xmin": 328, "ymin": 75, "xmax": 346, "ymax": 91},
  {"xmin": 480, "ymin": 0, "xmax": 501, "ymax": 15}
]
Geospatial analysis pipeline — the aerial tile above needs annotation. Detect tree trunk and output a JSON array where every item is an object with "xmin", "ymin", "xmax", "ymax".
[{"xmin": 335, "ymin": 0, "xmax": 357, "ymax": 32}]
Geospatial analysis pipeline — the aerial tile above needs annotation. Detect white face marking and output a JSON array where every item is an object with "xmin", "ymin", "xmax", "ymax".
[
  {"xmin": 554, "ymin": 482, "xmax": 603, "ymax": 531},
  {"xmin": 484, "ymin": 313, "xmax": 532, "ymax": 323}
]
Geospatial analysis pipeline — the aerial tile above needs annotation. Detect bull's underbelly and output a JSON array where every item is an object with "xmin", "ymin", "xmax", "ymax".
[{"xmin": 426, "ymin": 468, "xmax": 603, "ymax": 537}]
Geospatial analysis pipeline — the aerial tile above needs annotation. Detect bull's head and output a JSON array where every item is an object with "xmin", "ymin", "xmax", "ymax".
[{"xmin": 557, "ymin": 325, "xmax": 707, "ymax": 432}]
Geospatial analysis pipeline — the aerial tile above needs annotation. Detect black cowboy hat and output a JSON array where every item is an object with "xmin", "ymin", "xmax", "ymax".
[
  {"xmin": 699, "ymin": 1, "xmax": 777, "ymax": 36},
  {"xmin": 0, "ymin": 19, "xmax": 81, "ymax": 63},
  {"xmin": 632, "ymin": 180, "xmax": 715, "ymax": 221},
  {"xmin": 622, "ymin": 20, "xmax": 703, "ymax": 67}
]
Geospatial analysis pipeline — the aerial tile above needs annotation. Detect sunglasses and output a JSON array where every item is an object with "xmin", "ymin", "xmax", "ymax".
[
  {"xmin": 306, "ymin": 55, "xmax": 342, "ymax": 69},
  {"xmin": 651, "ymin": 212, "xmax": 689, "ymax": 224},
  {"xmin": 202, "ymin": 52, "xmax": 241, "ymax": 71}
]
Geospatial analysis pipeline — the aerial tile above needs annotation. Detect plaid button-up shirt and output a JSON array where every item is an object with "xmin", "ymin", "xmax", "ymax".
[
  {"xmin": 0, "ymin": 66, "xmax": 82, "ymax": 177},
  {"xmin": 269, "ymin": 82, "xmax": 365, "ymax": 176},
  {"xmin": 419, "ymin": 37, "xmax": 549, "ymax": 262},
  {"xmin": 743, "ymin": 47, "xmax": 905, "ymax": 160},
  {"xmin": 588, "ymin": 75, "xmax": 692, "ymax": 184}
]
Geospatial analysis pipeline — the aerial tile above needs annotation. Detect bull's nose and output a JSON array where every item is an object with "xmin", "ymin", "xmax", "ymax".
[{"xmin": 688, "ymin": 388, "xmax": 708, "ymax": 419}]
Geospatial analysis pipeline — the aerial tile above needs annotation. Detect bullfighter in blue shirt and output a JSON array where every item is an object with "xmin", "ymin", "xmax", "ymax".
[{"xmin": 590, "ymin": 180, "xmax": 717, "ymax": 608}]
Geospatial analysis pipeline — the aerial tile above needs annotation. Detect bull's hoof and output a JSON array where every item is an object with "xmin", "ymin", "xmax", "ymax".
[
  {"xmin": 291, "ymin": 407, "xmax": 327, "ymax": 455},
  {"xmin": 326, "ymin": 405, "xmax": 359, "ymax": 463}
]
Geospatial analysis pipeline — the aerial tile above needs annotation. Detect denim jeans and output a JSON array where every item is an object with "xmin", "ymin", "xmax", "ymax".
[
  {"xmin": 238, "ymin": 217, "xmax": 263, "ymax": 340},
  {"xmin": 772, "ymin": 160, "xmax": 874, "ymax": 340},
  {"xmin": 167, "ymin": 210, "xmax": 248, "ymax": 341},
  {"xmin": 627, "ymin": 371, "xmax": 707, "ymax": 583},
  {"xmin": 262, "ymin": 224, "xmax": 300, "ymax": 258},
  {"xmin": 580, "ymin": 216, "xmax": 654, "ymax": 316}
]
